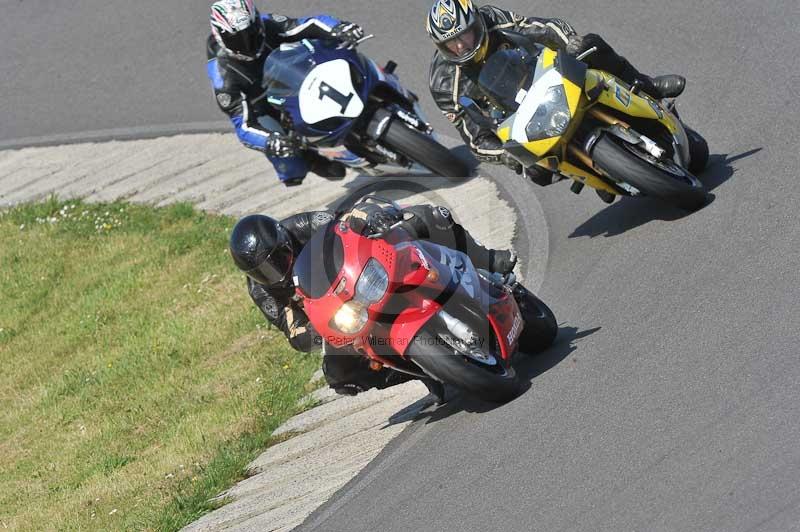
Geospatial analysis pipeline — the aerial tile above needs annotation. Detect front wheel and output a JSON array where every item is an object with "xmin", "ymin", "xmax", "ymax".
[
  {"xmin": 406, "ymin": 324, "xmax": 519, "ymax": 403},
  {"xmin": 591, "ymin": 134, "xmax": 708, "ymax": 211},
  {"xmin": 515, "ymin": 287, "xmax": 558, "ymax": 354},
  {"xmin": 686, "ymin": 126, "xmax": 709, "ymax": 175},
  {"xmin": 381, "ymin": 120, "xmax": 470, "ymax": 181}
]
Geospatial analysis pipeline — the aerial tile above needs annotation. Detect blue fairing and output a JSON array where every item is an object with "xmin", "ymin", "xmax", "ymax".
[
  {"xmin": 262, "ymin": 39, "xmax": 418, "ymax": 152},
  {"xmin": 295, "ymin": 14, "xmax": 340, "ymax": 31},
  {"xmin": 263, "ymin": 40, "xmax": 377, "ymax": 144}
]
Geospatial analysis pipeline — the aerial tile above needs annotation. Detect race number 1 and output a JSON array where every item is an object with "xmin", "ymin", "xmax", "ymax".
[{"xmin": 318, "ymin": 81, "xmax": 354, "ymax": 113}]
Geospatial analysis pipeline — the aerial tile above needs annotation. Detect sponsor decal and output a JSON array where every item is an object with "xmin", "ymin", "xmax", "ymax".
[
  {"xmin": 441, "ymin": 25, "xmax": 464, "ymax": 39},
  {"xmin": 414, "ymin": 246, "xmax": 430, "ymax": 270},
  {"xmin": 260, "ymin": 298, "xmax": 279, "ymax": 320},
  {"xmin": 440, "ymin": 15, "xmax": 455, "ymax": 31},
  {"xmin": 231, "ymin": 13, "xmax": 251, "ymax": 31},
  {"xmin": 614, "ymin": 85, "xmax": 631, "ymax": 107},
  {"xmin": 437, "ymin": 206, "xmax": 451, "ymax": 220},
  {"xmin": 507, "ymin": 313, "xmax": 523, "ymax": 345},
  {"xmin": 313, "ymin": 212, "xmax": 334, "ymax": 226},
  {"xmin": 216, "ymin": 92, "xmax": 233, "ymax": 108},
  {"xmin": 396, "ymin": 109, "xmax": 420, "ymax": 128},
  {"xmin": 272, "ymin": 15, "xmax": 287, "ymax": 22}
]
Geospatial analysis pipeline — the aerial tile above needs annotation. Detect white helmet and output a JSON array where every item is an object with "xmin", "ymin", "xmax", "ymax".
[
  {"xmin": 426, "ymin": 0, "xmax": 489, "ymax": 64},
  {"xmin": 210, "ymin": 0, "xmax": 267, "ymax": 61}
]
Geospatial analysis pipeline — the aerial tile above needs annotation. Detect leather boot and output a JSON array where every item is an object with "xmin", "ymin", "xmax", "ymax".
[
  {"xmin": 618, "ymin": 57, "xmax": 686, "ymax": 99},
  {"xmin": 310, "ymin": 157, "xmax": 347, "ymax": 180}
]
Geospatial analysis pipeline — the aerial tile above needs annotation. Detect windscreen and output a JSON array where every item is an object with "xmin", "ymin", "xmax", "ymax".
[
  {"xmin": 477, "ymin": 49, "xmax": 538, "ymax": 112},
  {"xmin": 262, "ymin": 43, "xmax": 317, "ymax": 98}
]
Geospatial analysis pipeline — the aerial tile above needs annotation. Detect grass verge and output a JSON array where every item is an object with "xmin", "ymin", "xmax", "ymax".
[{"xmin": 0, "ymin": 199, "xmax": 320, "ymax": 531}]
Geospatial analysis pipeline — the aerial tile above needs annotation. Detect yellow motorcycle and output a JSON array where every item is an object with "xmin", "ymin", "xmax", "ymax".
[{"xmin": 461, "ymin": 32, "xmax": 709, "ymax": 210}]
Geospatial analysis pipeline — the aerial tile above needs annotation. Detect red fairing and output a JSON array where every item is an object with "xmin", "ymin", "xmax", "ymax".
[
  {"xmin": 297, "ymin": 218, "xmax": 524, "ymax": 364},
  {"xmin": 298, "ymin": 223, "xmax": 440, "ymax": 352},
  {"xmin": 389, "ymin": 302, "xmax": 441, "ymax": 356},
  {"xmin": 488, "ymin": 293, "xmax": 524, "ymax": 360}
]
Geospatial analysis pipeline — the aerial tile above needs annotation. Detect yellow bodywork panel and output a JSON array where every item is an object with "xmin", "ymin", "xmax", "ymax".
[
  {"xmin": 536, "ymin": 156, "xmax": 559, "ymax": 172},
  {"xmin": 497, "ymin": 125, "xmax": 511, "ymax": 142},
  {"xmin": 563, "ymin": 78, "xmax": 582, "ymax": 117},
  {"xmin": 559, "ymin": 162, "xmax": 620, "ymax": 195},
  {"xmin": 521, "ymin": 78, "xmax": 581, "ymax": 157},
  {"xmin": 541, "ymin": 48, "xmax": 556, "ymax": 68},
  {"xmin": 585, "ymin": 69, "xmax": 679, "ymax": 133},
  {"xmin": 523, "ymin": 136, "xmax": 560, "ymax": 157}
]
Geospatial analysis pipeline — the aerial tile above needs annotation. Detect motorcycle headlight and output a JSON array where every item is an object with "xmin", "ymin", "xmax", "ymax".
[
  {"xmin": 524, "ymin": 85, "xmax": 571, "ymax": 142},
  {"xmin": 355, "ymin": 259, "xmax": 388, "ymax": 304},
  {"xmin": 333, "ymin": 301, "xmax": 369, "ymax": 334}
]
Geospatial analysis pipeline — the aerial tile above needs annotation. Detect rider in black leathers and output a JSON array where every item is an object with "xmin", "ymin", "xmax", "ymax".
[
  {"xmin": 230, "ymin": 204, "xmax": 517, "ymax": 399},
  {"xmin": 206, "ymin": 1, "xmax": 365, "ymax": 186},
  {"xmin": 426, "ymin": 1, "xmax": 687, "ymax": 185}
]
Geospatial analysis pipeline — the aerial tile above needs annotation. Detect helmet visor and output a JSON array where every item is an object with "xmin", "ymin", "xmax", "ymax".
[
  {"xmin": 437, "ymin": 19, "xmax": 486, "ymax": 63},
  {"xmin": 222, "ymin": 19, "xmax": 264, "ymax": 56},
  {"xmin": 247, "ymin": 224, "xmax": 294, "ymax": 286}
]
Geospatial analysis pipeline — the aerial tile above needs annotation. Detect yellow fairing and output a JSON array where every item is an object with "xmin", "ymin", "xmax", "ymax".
[
  {"xmin": 497, "ymin": 125, "xmax": 511, "ymax": 143},
  {"xmin": 585, "ymin": 70, "xmax": 679, "ymax": 134},
  {"xmin": 541, "ymin": 48, "xmax": 557, "ymax": 68},
  {"xmin": 522, "ymin": 77, "xmax": 582, "ymax": 157},
  {"xmin": 523, "ymin": 136, "xmax": 560, "ymax": 156},
  {"xmin": 559, "ymin": 162, "xmax": 620, "ymax": 195}
]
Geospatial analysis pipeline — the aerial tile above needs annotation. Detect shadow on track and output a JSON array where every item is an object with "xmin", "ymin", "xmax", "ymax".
[
  {"xmin": 568, "ymin": 148, "xmax": 761, "ymax": 239},
  {"xmin": 405, "ymin": 325, "xmax": 602, "ymax": 425},
  {"xmin": 323, "ymin": 147, "xmax": 478, "ymax": 213}
]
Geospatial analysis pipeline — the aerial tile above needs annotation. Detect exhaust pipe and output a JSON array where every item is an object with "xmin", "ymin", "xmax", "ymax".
[{"xmin": 438, "ymin": 310, "xmax": 478, "ymax": 346}]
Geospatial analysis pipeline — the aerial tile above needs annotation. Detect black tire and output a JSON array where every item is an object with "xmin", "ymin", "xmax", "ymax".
[
  {"xmin": 516, "ymin": 287, "xmax": 557, "ymax": 354},
  {"xmin": 406, "ymin": 324, "xmax": 520, "ymax": 403},
  {"xmin": 591, "ymin": 134, "xmax": 708, "ymax": 211},
  {"xmin": 382, "ymin": 120, "xmax": 470, "ymax": 181},
  {"xmin": 686, "ymin": 126, "xmax": 709, "ymax": 175}
]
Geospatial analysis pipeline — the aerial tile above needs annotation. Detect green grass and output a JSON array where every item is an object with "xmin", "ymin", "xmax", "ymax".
[{"xmin": 0, "ymin": 199, "xmax": 320, "ymax": 531}]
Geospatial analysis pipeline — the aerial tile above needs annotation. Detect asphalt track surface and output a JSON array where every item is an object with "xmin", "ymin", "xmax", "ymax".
[{"xmin": 6, "ymin": 1, "xmax": 800, "ymax": 531}]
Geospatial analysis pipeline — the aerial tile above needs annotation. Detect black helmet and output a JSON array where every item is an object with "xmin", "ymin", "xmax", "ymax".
[{"xmin": 230, "ymin": 215, "xmax": 295, "ymax": 286}]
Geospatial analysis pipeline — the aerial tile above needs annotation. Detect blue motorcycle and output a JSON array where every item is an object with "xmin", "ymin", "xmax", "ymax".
[{"xmin": 262, "ymin": 38, "xmax": 468, "ymax": 179}]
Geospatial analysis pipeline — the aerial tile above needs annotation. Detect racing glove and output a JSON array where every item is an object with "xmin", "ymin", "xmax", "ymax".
[
  {"xmin": 366, "ymin": 206, "xmax": 403, "ymax": 234},
  {"xmin": 331, "ymin": 22, "xmax": 365, "ymax": 49},
  {"xmin": 265, "ymin": 132, "xmax": 304, "ymax": 159}
]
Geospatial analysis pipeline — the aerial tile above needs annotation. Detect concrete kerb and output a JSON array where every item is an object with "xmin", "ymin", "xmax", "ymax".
[{"xmin": 0, "ymin": 131, "xmax": 550, "ymax": 531}]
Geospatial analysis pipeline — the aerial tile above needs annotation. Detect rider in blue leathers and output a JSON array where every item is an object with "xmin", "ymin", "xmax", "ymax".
[{"xmin": 206, "ymin": 0, "xmax": 365, "ymax": 186}]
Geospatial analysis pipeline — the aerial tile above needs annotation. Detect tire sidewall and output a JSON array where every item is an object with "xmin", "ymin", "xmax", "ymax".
[
  {"xmin": 592, "ymin": 134, "xmax": 708, "ymax": 211},
  {"xmin": 406, "ymin": 325, "xmax": 520, "ymax": 403}
]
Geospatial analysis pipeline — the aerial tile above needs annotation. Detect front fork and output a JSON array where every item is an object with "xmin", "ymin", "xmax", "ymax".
[{"xmin": 363, "ymin": 104, "xmax": 434, "ymax": 167}]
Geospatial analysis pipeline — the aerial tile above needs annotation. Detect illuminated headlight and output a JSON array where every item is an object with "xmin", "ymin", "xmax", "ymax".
[
  {"xmin": 355, "ymin": 259, "xmax": 388, "ymax": 304},
  {"xmin": 333, "ymin": 301, "xmax": 369, "ymax": 334},
  {"xmin": 524, "ymin": 85, "xmax": 571, "ymax": 141}
]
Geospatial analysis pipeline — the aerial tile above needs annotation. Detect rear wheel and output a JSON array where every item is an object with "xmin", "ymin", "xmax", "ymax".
[
  {"xmin": 591, "ymin": 134, "xmax": 708, "ymax": 211},
  {"xmin": 406, "ymin": 323, "xmax": 519, "ymax": 403},
  {"xmin": 515, "ymin": 287, "xmax": 558, "ymax": 354},
  {"xmin": 382, "ymin": 120, "xmax": 470, "ymax": 181}
]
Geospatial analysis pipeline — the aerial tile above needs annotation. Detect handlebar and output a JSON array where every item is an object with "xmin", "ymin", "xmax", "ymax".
[{"xmin": 336, "ymin": 34, "xmax": 375, "ymax": 50}]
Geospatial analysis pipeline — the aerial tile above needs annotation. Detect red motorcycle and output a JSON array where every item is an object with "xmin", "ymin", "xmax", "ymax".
[{"xmin": 293, "ymin": 198, "xmax": 557, "ymax": 403}]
